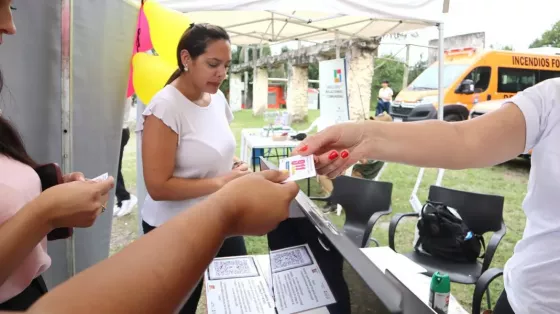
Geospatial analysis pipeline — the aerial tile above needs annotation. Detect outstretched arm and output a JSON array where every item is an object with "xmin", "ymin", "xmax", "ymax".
[
  {"xmin": 30, "ymin": 195, "xmax": 228, "ymax": 314},
  {"xmin": 296, "ymin": 102, "xmax": 528, "ymax": 177},
  {"xmin": 361, "ymin": 103, "xmax": 526, "ymax": 170}
]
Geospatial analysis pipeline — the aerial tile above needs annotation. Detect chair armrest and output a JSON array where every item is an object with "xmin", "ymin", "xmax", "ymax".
[
  {"xmin": 482, "ymin": 222, "xmax": 507, "ymax": 272},
  {"xmin": 370, "ymin": 208, "xmax": 393, "ymax": 225},
  {"xmin": 362, "ymin": 208, "xmax": 393, "ymax": 247},
  {"xmin": 368, "ymin": 237, "xmax": 380, "ymax": 247},
  {"xmin": 309, "ymin": 196, "xmax": 330, "ymax": 202},
  {"xmin": 472, "ymin": 268, "xmax": 503, "ymax": 314},
  {"xmin": 388, "ymin": 212, "xmax": 419, "ymax": 252}
]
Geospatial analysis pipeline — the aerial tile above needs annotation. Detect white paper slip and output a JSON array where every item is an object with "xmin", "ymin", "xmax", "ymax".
[
  {"xmin": 91, "ymin": 172, "xmax": 108, "ymax": 182},
  {"xmin": 207, "ymin": 256, "xmax": 260, "ymax": 281},
  {"xmin": 278, "ymin": 155, "xmax": 316, "ymax": 182},
  {"xmin": 205, "ymin": 256, "xmax": 276, "ymax": 314},
  {"xmin": 270, "ymin": 244, "xmax": 336, "ymax": 314}
]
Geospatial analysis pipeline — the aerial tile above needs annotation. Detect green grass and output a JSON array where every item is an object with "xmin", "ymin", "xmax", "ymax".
[{"xmin": 111, "ymin": 109, "xmax": 530, "ymax": 313}]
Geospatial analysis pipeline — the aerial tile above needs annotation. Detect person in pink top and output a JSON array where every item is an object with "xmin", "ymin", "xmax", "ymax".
[{"xmin": 0, "ymin": 2, "xmax": 115, "ymax": 310}]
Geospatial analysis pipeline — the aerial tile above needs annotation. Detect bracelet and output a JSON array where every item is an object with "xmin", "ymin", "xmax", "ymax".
[{"xmin": 232, "ymin": 161, "xmax": 245, "ymax": 169}]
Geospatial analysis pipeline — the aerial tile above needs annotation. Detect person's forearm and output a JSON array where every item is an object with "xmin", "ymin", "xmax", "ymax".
[
  {"xmin": 29, "ymin": 195, "xmax": 230, "ymax": 314},
  {"xmin": 362, "ymin": 117, "xmax": 519, "ymax": 170},
  {"xmin": 0, "ymin": 200, "xmax": 51, "ymax": 286},
  {"xmin": 149, "ymin": 177, "xmax": 223, "ymax": 201}
]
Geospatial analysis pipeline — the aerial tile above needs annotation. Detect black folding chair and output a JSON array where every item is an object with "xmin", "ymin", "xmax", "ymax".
[
  {"xmin": 311, "ymin": 175, "xmax": 393, "ymax": 248},
  {"xmin": 388, "ymin": 185, "xmax": 506, "ymax": 313}
]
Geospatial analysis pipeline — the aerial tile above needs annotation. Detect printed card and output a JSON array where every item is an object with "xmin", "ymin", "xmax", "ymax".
[
  {"xmin": 207, "ymin": 256, "xmax": 260, "ymax": 281},
  {"xmin": 278, "ymin": 155, "xmax": 316, "ymax": 182},
  {"xmin": 91, "ymin": 172, "xmax": 108, "ymax": 182}
]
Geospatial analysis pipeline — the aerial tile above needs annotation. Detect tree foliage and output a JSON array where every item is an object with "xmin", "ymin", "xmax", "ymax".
[
  {"xmin": 529, "ymin": 20, "xmax": 560, "ymax": 48},
  {"xmin": 489, "ymin": 44, "xmax": 514, "ymax": 51},
  {"xmin": 407, "ymin": 58, "xmax": 429, "ymax": 84},
  {"xmin": 502, "ymin": 45, "xmax": 514, "ymax": 51}
]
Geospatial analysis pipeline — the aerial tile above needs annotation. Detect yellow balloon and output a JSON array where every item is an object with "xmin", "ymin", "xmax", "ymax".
[
  {"xmin": 132, "ymin": 53, "xmax": 176, "ymax": 104},
  {"xmin": 144, "ymin": 0, "xmax": 191, "ymax": 67}
]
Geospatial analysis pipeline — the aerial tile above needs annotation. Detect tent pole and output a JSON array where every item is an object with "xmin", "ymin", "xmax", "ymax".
[
  {"xmin": 437, "ymin": 23, "xmax": 444, "ymax": 121},
  {"xmin": 61, "ymin": 0, "xmax": 75, "ymax": 277},
  {"xmin": 243, "ymin": 46, "xmax": 249, "ymax": 107},
  {"xmin": 335, "ymin": 31, "xmax": 340, "ymax": 59},
  {"xmin": 136, "ymin": 98, "xmax": 146, "ymax": 237},
  {"xmin": 435, "ymin": 22, "xmax": 445, "ymax": 186}
]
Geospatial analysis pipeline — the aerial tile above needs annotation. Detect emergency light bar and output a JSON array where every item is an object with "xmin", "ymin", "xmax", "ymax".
[{"xmin": 444, "ymin": 47, "xmax": 477, "ymax": 56}]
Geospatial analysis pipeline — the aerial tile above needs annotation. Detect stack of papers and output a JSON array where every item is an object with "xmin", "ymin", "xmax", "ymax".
[{"xmin": 205, "ymin": 244, "xmax": 335, "ymax": 314}]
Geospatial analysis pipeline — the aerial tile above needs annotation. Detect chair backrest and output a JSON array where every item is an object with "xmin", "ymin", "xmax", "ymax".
[
  {"xmin": 427, "ymin": 185, "xmax": 504, "ymax": 235},
  {"xmin": 330, "ymin": 176, "xmax": 393, "ymax": 247}
]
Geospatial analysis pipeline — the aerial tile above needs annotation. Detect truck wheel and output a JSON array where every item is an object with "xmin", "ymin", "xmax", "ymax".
[{"xmin": 444, "ymin": 113, "xmax": 462, "ymax": 122}]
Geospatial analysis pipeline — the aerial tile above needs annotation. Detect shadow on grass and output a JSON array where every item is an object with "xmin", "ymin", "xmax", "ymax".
[{"xmin": 495, "ymin": 157, "xmax": 530, "ymax": 174}]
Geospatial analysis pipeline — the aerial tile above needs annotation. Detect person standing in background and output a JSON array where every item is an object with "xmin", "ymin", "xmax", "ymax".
[
  {"xmin": 376, "ymin": 80, "xmax": 393, "ymax": 116},
  {"xmin": 113, "ymin": 96, "xmax": 137, "ymax": 217}
]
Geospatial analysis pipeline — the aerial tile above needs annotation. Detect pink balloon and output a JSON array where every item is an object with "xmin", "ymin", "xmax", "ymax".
[
  {"xmin": 126, "ymin": 66, "xmax": 134, "ymax": 98},
  {"xmin": 136, "ymin": 7, "xmax": 153, "ymax": 53},
  {"xmin": 127, "ymin": 5, "xmax": 153, "ymax": 98}
]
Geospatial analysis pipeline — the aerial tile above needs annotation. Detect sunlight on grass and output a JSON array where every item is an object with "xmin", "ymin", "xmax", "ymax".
[{"xmin": 111, "ymin": 109, "xmax": 530, "ymax": 313}]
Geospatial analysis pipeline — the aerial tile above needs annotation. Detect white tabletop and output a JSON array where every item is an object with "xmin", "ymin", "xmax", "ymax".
[
  {"xmin": 240, "ymin": 128, "xmax": 301, "ymax": 164},
  {"xmin": 253, "ymin": 246, "xmax": 468, "ymax": 314}
]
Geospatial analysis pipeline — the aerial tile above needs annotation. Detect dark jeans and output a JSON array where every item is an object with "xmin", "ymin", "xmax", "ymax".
[
  {"xmin": 116, "ymin": 128, "xmax": 131, "ymax": 206},
  {"xmin": 494, "ymin": 289, "xmax": 515, "ymax": 314},
  {"xmin": 376, "ymin": 100, "xmax": 391, "ymax": 115},
  {"xmin": 142, "ymin": 220, "xmax": 247, "ymax": 314},
  {"xmin": 0, "ymin": 276, "xmax": 48, "ymax": 311}
]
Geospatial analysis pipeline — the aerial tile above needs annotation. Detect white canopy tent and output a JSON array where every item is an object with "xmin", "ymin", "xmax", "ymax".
[
  {"xmin": 158, "ymin": 0, "xmax": 445, "ymax": 46},
  {"xmin": 158, "ymin": 0, "xmax": 446, "ymax": 45}
]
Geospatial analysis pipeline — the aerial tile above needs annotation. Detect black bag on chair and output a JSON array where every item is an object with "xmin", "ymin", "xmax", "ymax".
[{"xmin": 415, "ymin": 201, "xmax": 485, "ymax": 263}]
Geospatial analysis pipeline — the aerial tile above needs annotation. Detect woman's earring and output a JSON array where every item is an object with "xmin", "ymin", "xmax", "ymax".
[{"xmin": 183, "ymin": 64, "xmax": 189, "ymax": 72}]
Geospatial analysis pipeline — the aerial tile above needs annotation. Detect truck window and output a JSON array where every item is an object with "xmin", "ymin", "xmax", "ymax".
[
  {"xmin": 497, "ymin": 67, "xmax": 537, "ymax": 93},
  {"xmin": 408, "ymin": 64, "xmax": 469, "ymax": 90},
  {"xmin": 538, "ymin": 69, "xmax": 560, "ymax": 83},
  {"xmin": 464, "ymin": 66, "xmax": 491, "ymax": 92}
]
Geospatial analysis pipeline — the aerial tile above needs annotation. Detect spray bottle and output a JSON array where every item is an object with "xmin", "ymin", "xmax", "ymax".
[{"xmin": 429, "ymin": 272, "xmax": 450, "ymax": 314}]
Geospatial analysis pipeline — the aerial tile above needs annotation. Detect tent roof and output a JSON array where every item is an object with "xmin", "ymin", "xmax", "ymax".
[{"xmin": 157, "ymin": 0, "xmax": 445, "ymax": 46}]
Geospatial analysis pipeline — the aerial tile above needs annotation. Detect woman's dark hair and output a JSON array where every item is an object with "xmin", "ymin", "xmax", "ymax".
[
  {"xmin": 0, "ymin": 70, "xmax": 37, "ymax": 167},
  {"xmin": 165, "ymin": 23, "xmax": 230, "ymax": 85}
]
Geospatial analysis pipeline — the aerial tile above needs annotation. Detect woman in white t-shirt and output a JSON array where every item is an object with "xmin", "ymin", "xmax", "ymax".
[
  {"xmin": 294, "ymin": 78, "xmax": 560, "ymax": 314},
  {"xmin": 139, "ymin": 23, "xmax": 250, "ymax": 314}
]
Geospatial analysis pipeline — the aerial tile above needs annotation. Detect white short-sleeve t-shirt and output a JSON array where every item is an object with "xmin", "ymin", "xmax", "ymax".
[
  {"xmin": 138, "ymin": 85, "xmax": 236, "ymax": 227},
  {"xmin": 378, "ymin": 87, "xmax": 393, "ymax": 100},
  {"xmin": 504, "ymin": 77, "xmax": 560, "ymax": 313}
]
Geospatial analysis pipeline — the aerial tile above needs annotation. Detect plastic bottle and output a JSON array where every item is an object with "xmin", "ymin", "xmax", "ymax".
[{"xmin": 429, "ymin": 272, "xmax": 450, "ymax": 314}]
